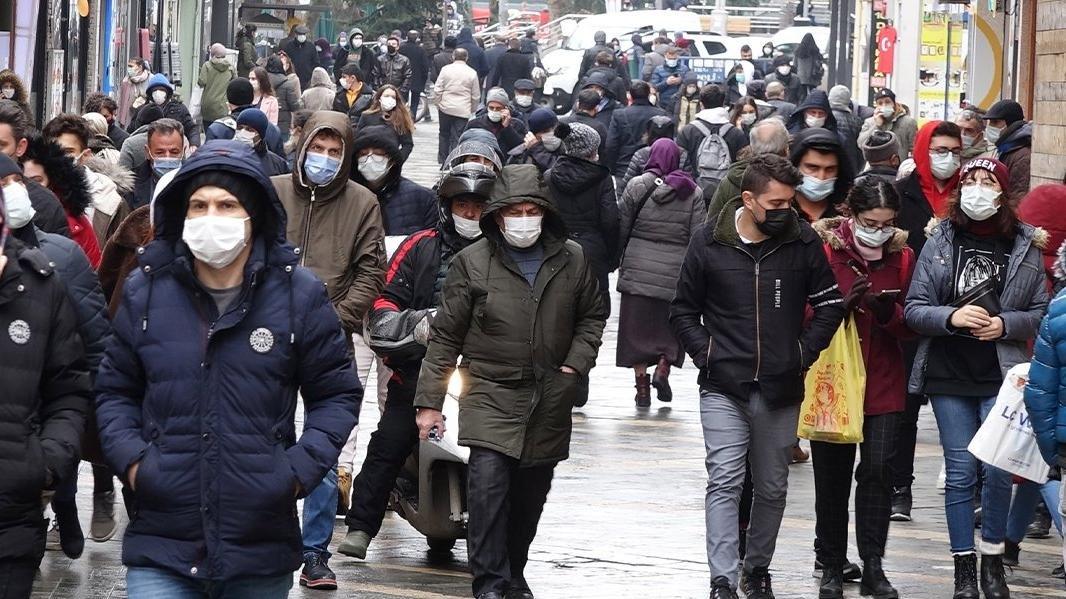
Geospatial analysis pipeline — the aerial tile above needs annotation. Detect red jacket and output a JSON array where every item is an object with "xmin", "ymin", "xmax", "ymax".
[
  {"xmin": 813, "ymin": 217, "xmax": 915, "ymax": 415},
  {"xmin": 66, "ymin": 212, "xmax": 101, "ymax": 269}
]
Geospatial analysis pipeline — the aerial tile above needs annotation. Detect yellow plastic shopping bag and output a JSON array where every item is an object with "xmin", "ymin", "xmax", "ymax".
[{"xmin": 797, "ymin": 316, "xmax": 866, "ymax": 444}]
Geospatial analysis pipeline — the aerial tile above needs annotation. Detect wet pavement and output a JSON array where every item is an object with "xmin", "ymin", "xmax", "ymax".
[{"xmin": 31, "ymin": 117, "xmax": 1066, "ymax": 598}]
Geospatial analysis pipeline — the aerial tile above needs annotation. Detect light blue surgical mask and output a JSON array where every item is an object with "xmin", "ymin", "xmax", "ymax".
[
  {"xmin": 304, "ymin": 151, "xmax": 342, "ymax": 186},
  {"xmin": 797, "ymin": 174, "xmax": 836, "ymax": 202},
  {"xmin": 152, "ymin": 157, "xmax": 182, "ymax": 177},
  {"xmin": 735, "ymin": 74, "xmax": 746, "ymax": 84}
]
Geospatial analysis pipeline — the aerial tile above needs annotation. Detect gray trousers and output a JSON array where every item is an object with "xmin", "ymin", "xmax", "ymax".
[{"xmin": 700, "ymin": 389, "xmax": 800, "ymax": 588}]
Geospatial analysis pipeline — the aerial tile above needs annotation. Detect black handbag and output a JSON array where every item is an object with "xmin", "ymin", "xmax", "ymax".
[{"xmin": 950, "ymin": 275, "xmax": 1002, "ymax": 317}]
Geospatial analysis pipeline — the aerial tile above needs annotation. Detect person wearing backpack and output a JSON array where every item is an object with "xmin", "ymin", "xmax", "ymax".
[{"xmin": 676, "ymin": 84, "xmax": 748, "ymax": 198}]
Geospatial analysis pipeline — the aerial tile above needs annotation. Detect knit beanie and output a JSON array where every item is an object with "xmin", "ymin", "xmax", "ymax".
[
  {"xmin": 560, "ymin": 122, "xmax": 600, "ymax": 160},
  {"xmin": 828, "ymin": 85, "xmax": 851, "ymax": 110},
  {"xmin": 227, "ymin": 78, "xmax": 255, "ymax": 106},
  {"xmin": 960, "ymin": 157, "xmax": 1010, "ymax": 191},
  {"xmin": 236, "ymin": 108, "xmax": 269, "ymax": 137},
  {"xmin": 860, "ymin": 130, "xmax": 900, "ymax": 164},
  {"xmin": 485, "ymin": 87, "xmax": 510, "ymax": 106},
  {"xmin": 527, "ymin": 108, "xmax": 558, "ymax": 134}
]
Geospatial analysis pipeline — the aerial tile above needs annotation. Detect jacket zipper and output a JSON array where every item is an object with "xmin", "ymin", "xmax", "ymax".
[
  {"xmin": 300, "ymin": 188, "xmax": 316, "ymax": 267},
  {"xmin": 747, "ymin": 243, "xmax": 785, "ymax": 382}
]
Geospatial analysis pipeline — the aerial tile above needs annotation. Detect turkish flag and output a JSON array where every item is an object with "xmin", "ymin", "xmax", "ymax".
[{"xmin": 876, "ymin": 26, "xmax": 897, "ymax": 75}]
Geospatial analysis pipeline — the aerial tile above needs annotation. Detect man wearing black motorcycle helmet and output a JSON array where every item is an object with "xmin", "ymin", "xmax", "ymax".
[{"xmin": 337, "ymin": 156, "xmax": 497, "ymax": 560}]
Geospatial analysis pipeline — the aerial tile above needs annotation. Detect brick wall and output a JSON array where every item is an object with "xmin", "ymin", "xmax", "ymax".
[{"xmin": 1033, "ymin": 0, "xmax": 1066, "ymax": 186}]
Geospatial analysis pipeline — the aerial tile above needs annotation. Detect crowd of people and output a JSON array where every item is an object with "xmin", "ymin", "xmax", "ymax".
[{"xmin": 0, "ymin": 15, "xmax": 1065, "ymax": 599}]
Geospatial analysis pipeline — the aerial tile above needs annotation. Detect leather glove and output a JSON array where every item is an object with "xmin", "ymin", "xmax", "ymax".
[
  {"xmin": 843, "ymin": 275, "xmax": 870, "ymax": 313},
  {"xmin": 864, "ymin": 292, "xmax": 897, "ymax": 324}
]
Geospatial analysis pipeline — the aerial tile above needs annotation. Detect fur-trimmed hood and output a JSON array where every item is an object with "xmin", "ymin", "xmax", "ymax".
[
  {"xmin": 812, "ymin": 216, "xmax": 909, "ymax": 254},
  {"xmin": 23, "ymin": 135, "xmax": 94, "ymax": 217},
  {"xmin": 84, "ymin": 156, "xmax": 135, "ymax": 195},
  {"xmin": 83, "ymin": 157, "xmax": 135, "ymax": 217},
  {"xmin": 924, "ymin": 216, "xmax": 1049, "ymax": 249},
  {"xmin": 0, "ymin": 69, "xmax": 29, "ymax": 104}
]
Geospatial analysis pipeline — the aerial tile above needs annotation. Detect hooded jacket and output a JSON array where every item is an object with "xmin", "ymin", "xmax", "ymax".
[
  {"xmin": 349, "ymin": 125, "xmax": 437, "ymax": 236},
  {"xmin": 0, "ymin": 69, "xmax": 33, "ymax": 122},
  {"xmin": 266, "ymin": 58, "xmax": 303, "ymax": 137},
  {"xmin": 236, "ymin": 30, "xmax": 257, "ymax": 77},
  {"xmin": 272, "ymin": 111, "xmax": 387, "ymax": 337},
  {"xmin": 25, "ymin": 136, "xmax": 102, "ymax": 268},
  {"xmin": 129, "ymin": 75, "xmax": 201, "ymax": 146},
  {"xmin": 617, "ymin": 171, "xmax": 703, "ymax": 301},
  {"xmin": 858, "ymin": 104, "xmax": 918, "ymax": 162},
  {"xmin": 334, "ymin": 40, "xmax": 381, "ymax": 85},
  {"xmin": 27, "ymin": 180, "xmax": 71, "ymax": 237},
  {"xmin": 786, "ymin": 89, "xmax": 839, "ymax": 135},
  {"xmin": 669, "ymin": 196, "xmax": 846, "ymax": 407},
  {"xmin": 197, "ymin": 58, "xmax": 236, "ymax": 124},
  {"xmin": 95, "ymin": 141, "xmax": 362, "ymax": 581},
  {"xmin": 84, "ymin": 157, "xmax": 135, "ymax": 250},
  {"xmin": 789, "ymin": 127, "xmax": 854, "ymax": 209},
  {"xmin": 995, "ymin": 120, "xmax": 1032, "ymax": 206},
  {"xmin": 456, "ymin": 28, "xmax": 488, "ymax": 80},
  {"xmin": 812, "ymin": 217, "xmax": 914, "ymax": 415},
  {"xmin": 0, "ymin": 238, "xmax": 91, "ymax": 562},
  {"xmin": 205, "ymin": 104, "xmax": 287, "ymax": 158},
  {"xmin": 413, "ymin": 164, "xmax": 607, "ymax": 465},
  {"xmin": 465, "ymin": 113, "xmax": 529, "ymax": 156},
  {"xmin": 895, "ymin": 120, "xmax": 960, "ymax": 258},
  {"xmin": 302, "ymin": 67, "xmax": 338, "ymax": 112},
  {"xmin": 546, "ymin": 155, "xmax": 620, "ymax": 305},
  {"xmin": 905, "ymin": 218, "xmax": 1048, "ymax": 394}
]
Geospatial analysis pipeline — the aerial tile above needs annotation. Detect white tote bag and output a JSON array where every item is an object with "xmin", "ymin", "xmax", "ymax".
[{"xmin": 967, "ymin": 363, "xmax": 1051, "ymax": 484}]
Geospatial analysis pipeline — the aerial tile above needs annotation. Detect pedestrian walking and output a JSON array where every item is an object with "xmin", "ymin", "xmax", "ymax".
[
  {"xmin": 789, "ymin": 127, "xmax": 853, "ymax": 223},
  {"xmin": 433, "ymin": 48, "xmax": 480, "ymax": 164},
  {"xmin": 235, "ymin": 24, "xmax": 258, "ymax": 77},
  {"xmin": 765, "ymin": 81, "xmax": 796, "ymax": 123},
  {"xmin": 675, "ymin": 84, "xmax": 748, "ymax": 190},
  {"xmin": 334, "ymin": 28, "xmax": 380, "ymax": 87},
  {"xmin": 357, "ymin": 85, "xmax": 416, "ymax": 162},
  {"xmin": 956, "ymin": 108, "xmax": 995, "ymax": 161},
  {"xmin": 763, "ymin": 56, "xmax": 803, "ymax": 105},
  {"xmin": 198, "ymin": 44, "xmax": 236, "ymax": 130},
  {"xmin": 506, "ymin": 108, "xmax": 561, "ymax": 172},
  {"xmin": 651, "ymin": 47, "xmax": 689, "ymax": 110},
  {"xmin": 510, "ymin": 79, "xmax": 539, "ymax": 129},
  {"xmin": 0, "ymin": 198, "xmax": 91, "ymax": 598},
  {"xmin": 315, "ymin": 38, "xmax": 335, "ymax": 75},
  {"xmin": 333, "ymin": 64, "xmax": 374, "ymax": 126},
  {"xmin": 579, "ymin": 72, "xmax": 621, "ymax": 129},
  {"xmin": 350, "ymin": 125, "xmax": 437, "ymax": 237},
  {"xmin": 729, "ymin": 96, "xmax": 760, "ymax": 135},
  {"xmin": 828, "ymin": 84, "xmax": 865, "ymax": 172},
  {"xmin": 379, "ymin": 36, "xmax": 413, "ymax": 96},
  {"xmin": 794, "ymin": 33, "xmax": 824, "ymax": 99},
  {"xmin": 981, "ymin": 99, "xmax": 1032, "ymax": 206},
  {"xmin": 456, "ymin": 27, "xmax": 487, "ymax": 82},
  {"xmin": 414, "ymin": 163, "xmax": 607, "ymax": 599},
  {"xmin": 118, "ymin": 57, "xmax": 152, "ymax": 129},
  {"xmin": 605, "ymin": 81, "xmax": 666, "ymax": 185},
  {"xmin": 285, "ymin": 25, "xmax": 320, "ymax": 89},
  {"xmin": 204, "ymin": 78, "xmax": 286, "ymax": 158},
  {"xmin": 618, "ymin": 138, "xmax": 701, "ymax": 406},
  {"xmin": 251, "ymin": 66, "xmax": 281, "ymax": 125},
  {"xmin": 465, "ymin": 88, "xmax": 529, "ymax": 155},
  {"xmin": 857, "ymin": 131, "xmax": 902, "ymax": 187},
  {"xmin": 809, "ymin": 178, "xmax": 915, "ymax": 599},
  {"xmin": 95, "ymin": 141, "xmax": 363, "ymax": 598},
  {"xmin": 858, "ymin": 89, "xmax": 917, "ymax": 163},
  {"xmin": 670, "ymin": 153, "xmax": 845, "ymax": 599},
  {"xmin": 22, "ymin": 135, "xmax": 101, "ymax": 267},
  {"xmin": 705, "ymin": 118, "xmax": 790, "ymax": 222},
  {"xmin": 83, "ymin": 93, "xmax": 130, "ymax": 149},
  {"xmin": 561, "ymin": 89, "xmax": 609, "ymax": 166},
  {"xmin": 337, "ymin": 159, "xmax": 495, "ymax": 561},
  {"xmin": 234, "ymin": 109, "xmax": 289, "ymax": 176},
  {"xmin": 905, "ymin": 157, "xmax": 1048, "ymax": 599},
  {"xmin": 265, "ymin": 55, "xmax": 303, "ymax": 143},
  {"xmin": 546, "ymin": 122, "xmax": 618, "ymax": 312},
  {"xmin": 399, "ymin": 30, "xmax": 431, "ymax": 121},
  {"xmin": 128, "ymin": 74, "xmax": 200, "ymax": 149},
  {"xmin": 622, "ymin": 116, "xmax": 689, "ymax": 192},
  {"xmin": 674, "ymin": 72, "xmax": 701, "ymax": 128}
]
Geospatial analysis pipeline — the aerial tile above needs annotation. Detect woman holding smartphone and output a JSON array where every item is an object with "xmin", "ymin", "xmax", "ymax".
[
  {"xmin": 810, "ymin": 178, "xmax": 915, "ymax": 599},
  {"xmin": 905, "ymin": 157, "xmax": 1048, "ymax": 599}
]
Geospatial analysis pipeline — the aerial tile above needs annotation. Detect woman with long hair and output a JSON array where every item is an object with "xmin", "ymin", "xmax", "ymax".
[
  {"xmin": 357, "ymin": 84, "xmax": 415, "ymax": 161},
  {"xmin": 250, "ymin": 66, "xmax": 279, "ymax": 126},
  {"xmin": 810, "ymin": 179, "xmax": 915, "ymax": 598},
  {"xmin": 729, "ymin": 96, "xmax": 760, "ymax": 135},
  {"xmin": 905, "ymin": 157, "xmax": 1048, "ymax": 598},
  {"xmin": 616, "ymin": 138, "xmax": 703, "ymax": 407}
]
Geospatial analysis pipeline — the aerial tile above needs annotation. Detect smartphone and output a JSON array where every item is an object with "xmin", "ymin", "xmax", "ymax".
[{"xmin": 877, "ymin": 289, "xmax": 901, "ymax": 297}]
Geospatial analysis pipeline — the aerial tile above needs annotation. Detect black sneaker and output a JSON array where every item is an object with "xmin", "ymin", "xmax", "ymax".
[
  {"xmin": 740, "ymin": 567, "xmax": 775, "ymax": 599},
  {"xmin": 812, "ymin": 559, "xmax": 861, "ymax": 582},
  {"xmin": 1052, "ymin": 562, "xmax": 1064, "ymax": 579},
  {"xmin": 710, "ymin": 576, "xmax": 738, "ymax": 599},
  {"xmin": 300, "ymin": 553, "xmax": 338, "ymax": 590},
  {"xmin": 889, "ymin": 487, "xmax": 912, "ymax": 522}
]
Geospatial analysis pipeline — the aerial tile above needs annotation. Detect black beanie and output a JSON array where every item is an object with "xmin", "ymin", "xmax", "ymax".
[{"xmin": 227, "ymin": 78, "xmax": 255, "ymax": 106}]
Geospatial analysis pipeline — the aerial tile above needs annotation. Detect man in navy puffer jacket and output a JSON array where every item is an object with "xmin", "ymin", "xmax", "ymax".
[{"xmin": 95, "ymin": 141, "xmax": 362, "ymax": 596}]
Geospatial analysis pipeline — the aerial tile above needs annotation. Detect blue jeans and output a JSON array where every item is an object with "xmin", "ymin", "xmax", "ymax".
[
  {"xmin": 930, "ymin": 394, "xmax": 1013, "ymax": 553},
  {"xmin": 301, "ymin": 465, "xmax": 337, "ymax": 560},
  {"xmin": 1007, "ymin": 479, "xmax": 1063, "ymax": 542},
  {"xmin": 126, "ymin": 567, "xmax": 292, "ymax": 599}
]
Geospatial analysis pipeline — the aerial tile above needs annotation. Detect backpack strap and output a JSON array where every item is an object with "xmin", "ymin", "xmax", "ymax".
[{"xmin": 619, "ymin": 177, "xmax": 662, "ymax": 262}]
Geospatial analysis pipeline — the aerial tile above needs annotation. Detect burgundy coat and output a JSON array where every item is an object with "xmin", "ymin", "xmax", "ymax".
[{"xmin": 812, "ymin": 217, "xmax": 915, "ymax": 415}]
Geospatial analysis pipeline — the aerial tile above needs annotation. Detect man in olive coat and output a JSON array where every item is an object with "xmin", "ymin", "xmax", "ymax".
[{"xmin": 414, "ymin": 164, "xmax": 606, "ymax": 599}]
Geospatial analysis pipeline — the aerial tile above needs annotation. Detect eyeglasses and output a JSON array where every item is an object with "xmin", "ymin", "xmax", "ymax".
[
  {"xmin": 929, "ymin": 147, "xmax": 962, "ymax": 157},
  {"xmin": 857, "ymin": 219, "xmax": 895, "ymax": 232}
]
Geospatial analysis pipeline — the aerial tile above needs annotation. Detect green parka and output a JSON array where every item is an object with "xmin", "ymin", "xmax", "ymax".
[
  {"xmin": 198, "ymin": 59, "xmax": 235, "ymax": 125},
  {"xmin": 414, "ymin": 164, "xmax": 607, "ymax": 466}
]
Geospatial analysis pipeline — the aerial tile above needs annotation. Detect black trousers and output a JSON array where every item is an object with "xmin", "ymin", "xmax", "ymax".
[
  {"xmin": 812, "ymin": 412, "xmax": 900, "ymax": 565},
  {"xmin": 889, "ymin": 393, "xmax": 924, "ymax": 488},
  {"xmin": 438, "ymin": 112, "xmax": 467, "ymax": 164},
  {"xmin": 409, "ymin": 89, "xmax": 423, "ymax": 122},
  {"xmin": 467, "ymin": 447, "xmax": 554, "ymax": 597},
  {"xmin": 345, "ymin": 389, "xmax": 419, "ymax": 537},
  {"xmin": 0, "ymin": 558, "xmax": 38, "ymax": 599}
]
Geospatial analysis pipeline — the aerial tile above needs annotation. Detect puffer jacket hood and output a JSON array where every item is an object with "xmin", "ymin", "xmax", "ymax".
[
  {"xmin": 786, "ymin": 89, "xmax": 838, "ymax": 132},
  {"xmin": 144, "ymin": 73, "xmax": 174, "ymax": 96},
  {"xmin": 789, "ymin": 127, "xmax": 854, "ymax": 204},
  {"xmin": 0, "ymin": 69, "xmax": 28, "ymax": 104},
  {"xmin": 150, "ymin": 141, "xmax": 290, "ymax": 266},
  {"xmin": 292, "ymin": 111, "xmax": 353, "ymax": 201},
  {"xmin": 481, "ymin": 164, "xmax": 566, "ymax": 244},
  {"xmin": 24, "ymin": 136, "xmax": 93, "ymax": 217},
  {"xmin": 350, "ymin": 124, "xmax": 404, "ymax": 189}
]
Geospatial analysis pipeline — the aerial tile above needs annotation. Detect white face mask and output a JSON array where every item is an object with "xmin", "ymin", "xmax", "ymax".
[
  {"xmin": 961, "ymin": 134, "xmax": 976, "ymax": 149},
  {"xmin": 380, "ymin": 96, "xmax": 397, "ymax": 111},
  {"xmin": 853, "ymin": 220, "xmax": 895, "ymax": 248},
  {"xmin": 805, "ymin": 115, "xmax": 826, "ymax": 129},
  {"xmin": 358, "ymin": 153, "xmax": 390, "ymax": 182},
  {"xmin": 777, "ymin": 65, "xmax": 791, "ymax": 76},
  {"xmin": 501, "ymin": 215, "xmax": 542, "ymax": 248},
  {"xmin": 985, "ymin": 125, "xmax": 1003, "ymax": 144},
  {"xmin": 929, "ymin": 152, "xmax": 960, "ymax": 180},
  {"xmin": 0, "ymin": 87, "xmax": 14, "ymax": 100},
  {"xmin": 878, "ymin": 105, "xmax": 894, "ymax": 119},
  {"xmin": 182, "ymin": 215, "xmax": 249, "ymax": 269},
  {"xmin": 959, "ymin": 185, "xmax": 1001, "ymax": 221},
  {"xmin": 515, "ymin": 94, "xmax": 533, "ymax": 107},
  {"xmin": 3, "ymin": 182, "xmax": 35, "ymax": 229},
  {"xmin": 339, "ymin": 78, "xmax": 351, "ymax": 90},
  {"xmin": 665, "ymin": 58, "xmax": 678, "ymax": 68},
  {"xmin": 740, "ymin": 113, "xmax": 757, "ymax": 126},
  {"xmin": 152, "ymin": 89, "xmax": 168, "ymax": 105},
  {"xmin": 233, "ymin": 129, "xmax": 258, "ymax": 147},
  {"xmin": 487, "ymin": 109, "xmax": 504, "ymax": 123},
  {"xmin": 296, "ymin": 34, "xmax": 307, "ymax": 44},
  {"xmin": 797, "ymin": 174, "xmax": 836, "ymax": 202},
  {"xmin": 452, "ymin": 214, "xmax": 482, "ymax": 239},
  {"xmin": 540, "ymin": 134, "xmax": 561, "ymax": 152},
  {"xmin": 352, "ymin": 38, "xmax": 364, "ymax": 48}
]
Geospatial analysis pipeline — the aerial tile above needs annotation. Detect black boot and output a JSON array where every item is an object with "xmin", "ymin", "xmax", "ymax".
[
  {"xmin": 1003, "ymin": 540, "xmax": 1020, "ymax": 567},
  {"xmin": 859, "ymin": 557, "xmax": 898, "ymax": 599},
  {"xmin": 818, "ymin": 565, "xmax": 844, "ymax": 599},
  {"xmin": 952, "ymin": 554, "xmax": 979, "ymax": 599},
  {"xmin": 52, "ymin": 500, "xmax": 84, "ymax": 559},
  {"xmin": 980, "ymin": 553, "xmax": 1010, "ymax": 599},
  {"xmin": 651, "ymin": 355, "xmax": 672, "ymax": 402},
  {"xmin": 634, "ymin": 373, "xmax": 651, "ymax": 408}
]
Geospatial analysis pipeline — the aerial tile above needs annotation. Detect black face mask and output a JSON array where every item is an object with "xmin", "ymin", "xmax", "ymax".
[{"xmin": 755, "ymin": 207, "xmax": 795, "ymax": 237}]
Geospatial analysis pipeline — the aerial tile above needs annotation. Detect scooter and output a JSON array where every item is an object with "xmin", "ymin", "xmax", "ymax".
[{"xmin": 388, "ymin": 375, "xmax": 469, "ymax": 552}]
